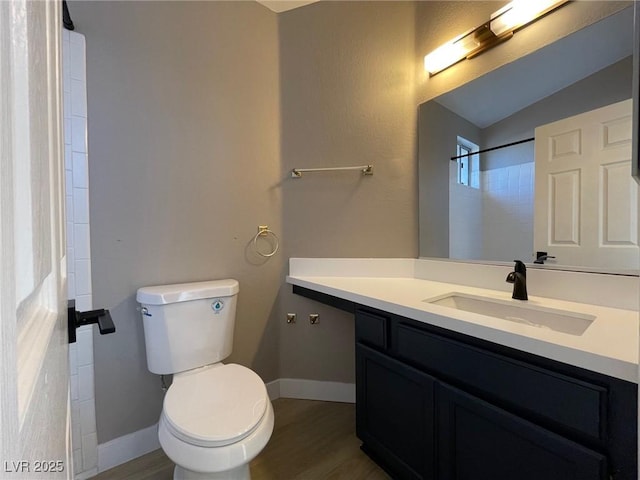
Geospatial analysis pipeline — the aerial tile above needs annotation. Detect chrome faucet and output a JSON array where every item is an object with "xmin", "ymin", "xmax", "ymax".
[{"xmin": 506, "ymin": 260, "xmax": 528, "ymax": 301}]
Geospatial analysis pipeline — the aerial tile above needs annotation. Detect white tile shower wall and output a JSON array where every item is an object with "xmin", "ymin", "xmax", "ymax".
[
  {"xmin": 482, "ymin": 162, "xmax": 534, "ymax": 262},
  {"xmin": 64, "ymin": 29, "xmax": 98, "ymax": 480}
]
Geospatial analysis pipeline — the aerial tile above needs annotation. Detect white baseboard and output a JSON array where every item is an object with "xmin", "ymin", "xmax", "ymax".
[
  {"xmin": 265, "ymin": 378, "xmax": 281, "ymax": 400},
  {"xmin": 266, "ymin": 378, "xmax": 355, "ymax": 403},
  {"xmin": 97, "ymin": 422, "xmax": 160, "ymax": 473},
  {"xmin": 96, "ymin": 378, "xmax": 355, "ymax": 473}
]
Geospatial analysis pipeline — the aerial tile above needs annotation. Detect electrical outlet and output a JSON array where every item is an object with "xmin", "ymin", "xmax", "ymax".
[
  {"xmin": 309, "ymin": 313, "xmax": 319, "ymax": 324},
  {"xmin": 286, "ymin": 313, "xmax": 296, "ymax": 324}
]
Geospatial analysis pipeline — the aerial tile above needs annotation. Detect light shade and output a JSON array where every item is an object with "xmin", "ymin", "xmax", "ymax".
[
  {"xmin": 490, "ymin": 0, "xmax": 568, "ymax": 37},
  {"xmin": 424, "ymin": 30, "xmax": 478, "ymax": 75}
]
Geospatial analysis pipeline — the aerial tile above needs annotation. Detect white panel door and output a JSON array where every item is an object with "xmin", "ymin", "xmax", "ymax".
[
  {"xmin": 1, "ymin": 1, "xmax": 71, "ymax": 478},
  {"xmin": 534, "ymin": 99, "xmax": 638, "ymax": 271}
]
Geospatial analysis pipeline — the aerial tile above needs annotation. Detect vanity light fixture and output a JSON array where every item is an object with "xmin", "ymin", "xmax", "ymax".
[
  {"xmin": 424, "ymin": 0, "xmax": 569, "ymax": 76},
  {"xmin": 424, "ymin": 23, "xmax": 508, "ymax": 76}
]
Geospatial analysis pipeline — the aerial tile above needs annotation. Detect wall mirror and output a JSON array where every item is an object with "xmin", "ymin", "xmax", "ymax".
[{"xmin": 418, "ymin": 4, "xmax": 639, "ymax": 274}]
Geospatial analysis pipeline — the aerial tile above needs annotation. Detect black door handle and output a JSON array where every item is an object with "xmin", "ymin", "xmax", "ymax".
[{"xmin": 68, "ymin": 299, "xmax": 116, "ymax": 343}]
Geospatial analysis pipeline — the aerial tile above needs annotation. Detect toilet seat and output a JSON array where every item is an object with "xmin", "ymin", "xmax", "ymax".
[
  {"xmin": 158, "ymin": 399, "xmax": 274, "ymax": 476},
  {"xmin": 163, "ymin": 364, "xmax": 268, "ymax": 448}
]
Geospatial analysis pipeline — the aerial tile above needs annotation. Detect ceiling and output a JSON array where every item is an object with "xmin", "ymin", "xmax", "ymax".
[{"xmin": 256, "ymin": 0, "xmax": 319, "ymax": 13}]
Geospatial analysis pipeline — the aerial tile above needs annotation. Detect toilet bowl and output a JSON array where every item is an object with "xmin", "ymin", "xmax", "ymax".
[
  {"xmin": 158, "ymin": 364, "xmax": 274, "ymax": 480},
  {"xmin": 137, "ymin": 280, "xmax": 274, "ymax": 479}
]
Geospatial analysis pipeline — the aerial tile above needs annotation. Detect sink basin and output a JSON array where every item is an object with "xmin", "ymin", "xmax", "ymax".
[{"xmin": 423, "ymin": 293, "xmax": 595, "ymax": 336}]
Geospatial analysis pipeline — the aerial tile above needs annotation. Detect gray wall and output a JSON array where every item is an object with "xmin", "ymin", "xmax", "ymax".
[
  {"xmin": 418, "ymin": 101, "xmax": 480, "ymax": 257},
  {"xmin": 71, "ymin": 0, "xmax": 417, "ymax": 444},
  {"xmin": 277, "ymin": 1, "xmax": 418, "ymax": 382},
  {"xmin": 71, "ymin": 1, "xmax": 282, "ymax": 443}
]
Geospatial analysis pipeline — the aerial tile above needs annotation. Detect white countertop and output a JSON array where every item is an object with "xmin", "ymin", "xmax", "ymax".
[{"xmin": 287, "ymin": 274, "xmax": 639, "ymax": 383}]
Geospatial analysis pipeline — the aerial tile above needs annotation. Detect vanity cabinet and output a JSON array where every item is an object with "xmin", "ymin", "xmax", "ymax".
[{"xmin": 354, "ymin": 307, "xmax": 637, "ymax": 480}]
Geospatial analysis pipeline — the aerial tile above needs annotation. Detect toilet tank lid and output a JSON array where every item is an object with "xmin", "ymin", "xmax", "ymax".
[{"xmin": 136, "ymin": 279, "xmax": 239, "ymax": 305}]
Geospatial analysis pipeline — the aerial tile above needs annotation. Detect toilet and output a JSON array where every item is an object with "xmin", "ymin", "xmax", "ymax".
[{"xmin": 137, "ymin": 279, "xmax": 274, "ymax": 480}]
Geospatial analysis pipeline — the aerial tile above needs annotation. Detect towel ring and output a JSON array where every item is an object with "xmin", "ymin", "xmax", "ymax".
[{"xmin": 253, "ymin": 226, "xmax": 279, "ymax": 258}]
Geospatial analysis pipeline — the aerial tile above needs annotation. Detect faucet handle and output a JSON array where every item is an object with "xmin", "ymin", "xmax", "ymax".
[{"xmin": 534, "ymin": 251, "xmax": 556, "ymax": 264}]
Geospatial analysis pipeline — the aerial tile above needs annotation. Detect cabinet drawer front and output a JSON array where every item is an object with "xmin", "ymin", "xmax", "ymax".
[
  {"xmin": 356, "ymin": 310, "xmax": 389, "ymax": 349},
  {"xmin": 396, "ymin": 323, "xmax": 607, "ymax": 441}
]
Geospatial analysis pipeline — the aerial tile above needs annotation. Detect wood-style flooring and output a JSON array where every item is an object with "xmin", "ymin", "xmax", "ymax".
[{"xmin": 91, "ymin": 398, "xmax": 389, "ymax": 480}]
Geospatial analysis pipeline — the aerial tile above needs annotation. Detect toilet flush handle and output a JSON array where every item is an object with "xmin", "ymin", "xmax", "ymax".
[{"xmin": 136, "ymin": 305, "xmax": 152, "ymax": 317}]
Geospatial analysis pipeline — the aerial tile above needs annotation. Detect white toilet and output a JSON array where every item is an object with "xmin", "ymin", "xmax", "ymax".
[{"xmin": 137, "ymin": 279, "xmax": 274, "ymax": 480}]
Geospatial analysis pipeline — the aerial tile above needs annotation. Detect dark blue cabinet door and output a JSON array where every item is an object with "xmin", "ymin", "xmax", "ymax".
[
  {"xmin": 356, "ymin": 343, "xmax": 436, "ymax": 480},
  {"xmin": 437, "ymin": 383, "xmax": 608, "ymax": 480}
]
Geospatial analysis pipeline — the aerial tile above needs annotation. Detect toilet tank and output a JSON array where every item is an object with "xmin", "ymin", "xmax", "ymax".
[{"xmin": 136, "ymin": 279, "xmax": 239, "ymax": 375}]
